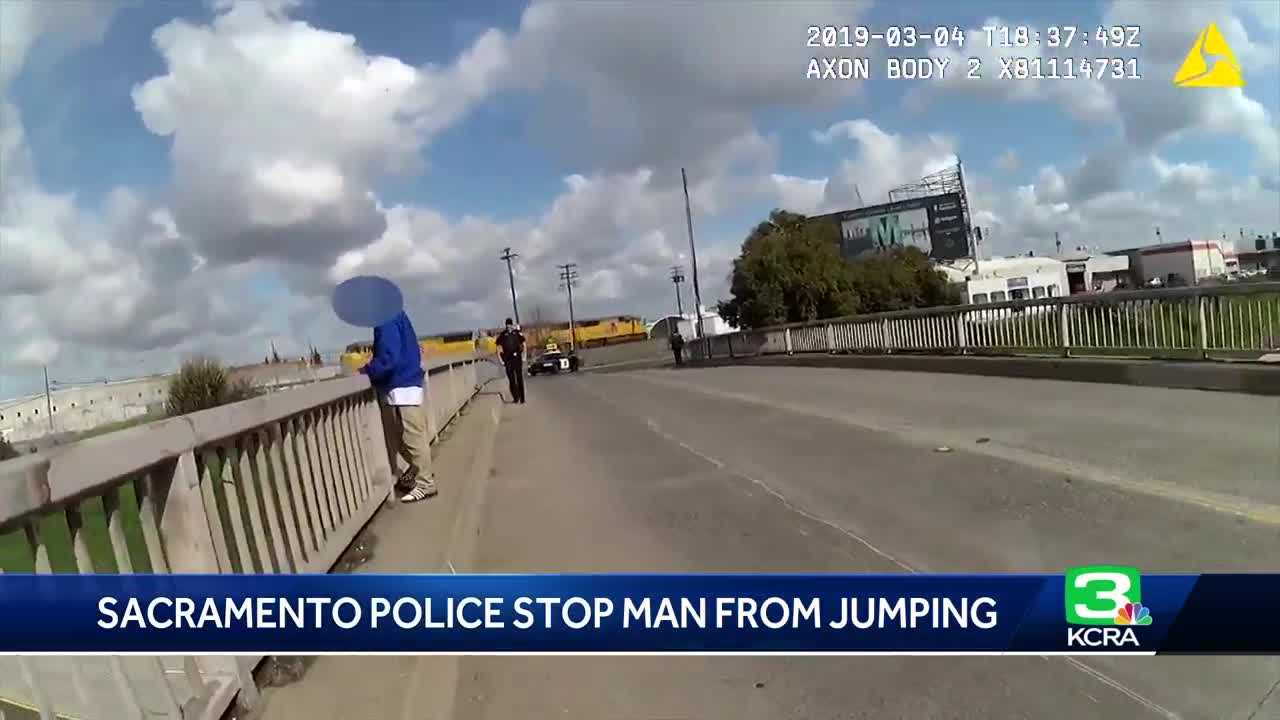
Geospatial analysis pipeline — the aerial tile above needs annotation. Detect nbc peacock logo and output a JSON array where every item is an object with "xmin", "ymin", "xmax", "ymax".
[{"xmin": 1114, "ymin": 601, "xmax": 1153, "ymax": 626}]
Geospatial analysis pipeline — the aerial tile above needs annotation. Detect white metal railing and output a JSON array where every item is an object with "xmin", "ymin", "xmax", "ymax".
[
  {"xmin": 689, "ymin": 283, "xmax": 1280, "ymax": 363},
  {"xmin": 0, "ymin": 354, "xmax": 498, "ymax": 720}
]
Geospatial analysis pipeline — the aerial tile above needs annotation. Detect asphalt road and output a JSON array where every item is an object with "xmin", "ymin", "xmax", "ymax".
[{"xmin": 454, "ymin": 366, "xmax": 1280, "ymax": 720}]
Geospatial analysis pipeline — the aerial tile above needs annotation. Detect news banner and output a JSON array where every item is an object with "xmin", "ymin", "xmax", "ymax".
[{"xmin": 0, "ymin": 567, "xmax": 1277, "ymax": 655}]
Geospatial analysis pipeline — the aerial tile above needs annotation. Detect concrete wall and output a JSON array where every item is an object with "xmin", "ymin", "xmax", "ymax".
[
  {"xmin": 0, "ymin": 362, "xmax": 340, "ymax": 444},
  {"xmin": 576, "ymin": 338, "xmax": 673, "ymax": 369},
  {"xmin": 0, "ymin": 377, "xmax": 169, "ymax": 443}
]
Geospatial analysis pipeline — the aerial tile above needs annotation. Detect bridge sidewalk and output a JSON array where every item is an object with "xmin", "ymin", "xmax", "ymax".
[{"xmin": 254, "ymin": 391, "xmax": 503, "ymax": 720}]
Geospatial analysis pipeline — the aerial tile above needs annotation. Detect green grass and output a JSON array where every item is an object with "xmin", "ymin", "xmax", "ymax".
[
  {"xmin": 0, "ymin": 412, "xmax": 171, "ymax": 573},
  {"xmin": 73, "ymin": 410, "xmax": 167, "ymax": 440},
  {"xmin": 0, "ymin": 446, "xmax": 281, "ymax": 574},
  {"xmin": 0, "ymin": 483, "xmax": 151, "ymax": 574},
  {"xmin": 963, "ymin": 294, "xmax": 1280, "ymax": 356}
]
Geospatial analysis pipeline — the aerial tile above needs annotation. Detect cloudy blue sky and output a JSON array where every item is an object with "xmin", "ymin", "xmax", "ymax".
[{"xmin": 1, "ymin": 0, "xmax": 1278, "ymax": 397}]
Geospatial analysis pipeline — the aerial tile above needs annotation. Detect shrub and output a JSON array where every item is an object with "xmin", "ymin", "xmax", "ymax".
[
  {"xmin": 0, "ymin": 436, "xmax": 18, "ymax": 461},
  {"xmin": 166, "ymin": 358, "xmax": 260, "ymax": 417}
]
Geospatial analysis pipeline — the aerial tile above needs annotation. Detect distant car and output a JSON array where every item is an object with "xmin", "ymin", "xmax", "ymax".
[{"xmin": 528, "ymin": 350, "xmax": 580, "ymax": 376}]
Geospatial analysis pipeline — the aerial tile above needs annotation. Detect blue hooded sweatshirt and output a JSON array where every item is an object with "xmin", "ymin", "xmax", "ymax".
[{"xmin": 360, "ymin": 310, "xmax": 425, "ymax": 393}]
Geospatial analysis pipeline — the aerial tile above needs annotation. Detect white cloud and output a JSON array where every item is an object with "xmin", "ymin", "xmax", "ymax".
[
  {"xmin": 768, "ymin": 174, "xmax": 829, "ymax": 214},
  {"xmin": 1033, "ymin": 166, "xmax": 1068, "ymax": 204},
  {"xmin": 328, "ymin": 164, "xmax": 761, "ymax": 331},
  {"xmin": 969, "ymin": 154, "xmax": 1279, "ymax": 256},
  {"xmin": 131, "ymin": 0, "xmax": 511, "ymax": 266},
  {"xmin": 912, "ymin": 3, "xmax": 1280, "ymax": 173},
  {"xmin": 812, "ymin": 119, "xmax": 959, "ymax": 209},
  {"xmin": 1241, "ymin": 0, "xmax": 1280, "ymax": 32},
  {"xmin": 1150, "ymin": 156, "xmax": 1215, "ymax": 193},
  {"xmin": 0, "ymin": 0, "xmax": 126, "ymax": 92},
  {"xmin": 506, "ymin": 0, "xmax": 870, "ymax": 177},
  {"xmin": 906, "ymin": 15, "xmax": 1115, "ymax": 123},
  {"xmin": 12, "ymin": 338, "xmax": 60, "ymax": 369}
]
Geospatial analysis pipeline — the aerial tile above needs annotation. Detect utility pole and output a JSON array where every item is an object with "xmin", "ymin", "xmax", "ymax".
[
  {"xmin": 972, "ymin": 226, "xmax": 983, "ymax": 274},
  {"xmin": 557, "ymin": 263, "xmax": 580, "ymax": 352},
  {"xmin": 500, "ymin": 247, "xmax": 521, "ymax": 326},
  {"xmin": 43, "ymin": 366, "xmax": 53, "ymax": 433},
  {"xmin": 669, "ymin": 265, "xmax": 686, "ymax": 337},
  {"xmin": 681, "ymin": 168, "xmax": 705, "ymax": 339}
]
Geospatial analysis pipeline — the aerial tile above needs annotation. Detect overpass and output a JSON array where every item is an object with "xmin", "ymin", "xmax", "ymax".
[{"xmin": 1, "ymin": 285, "xmax": 1278, "ymax": 720}]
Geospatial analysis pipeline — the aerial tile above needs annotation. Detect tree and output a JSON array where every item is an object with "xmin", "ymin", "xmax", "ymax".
[
  {"xmin": 166, "ymin": 358, "xmax": 260, "ymax": 417},
  {"xmin": 717, "ymin": 211, "xmax": 961, "ymax": 330},
  {"xmin": 0, "ymin": 436, "xmax": 18, "ymax": 462},
  {"xmin": 717, "ymin": 210, "xmax": 858, "ymax": 329},
  {"xmin": 848, "ymin": 246, "xmax": 962, "ymax": 313}
]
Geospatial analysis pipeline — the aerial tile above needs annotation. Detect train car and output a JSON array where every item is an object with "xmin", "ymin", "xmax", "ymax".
[
  {"xmin": 527, "ymin": 315, "xmax": 648, "ymax": 349},
  {"xmin": 340, "ymin": 342, "xmax": 373, "ymax": 373},
  {"xmin": 421, "ymin": 330, "xmax": 479, "ymax": 357},
  {"xmin": 340, "ymin": 329, "xmax": 496, "ymax": 373}
]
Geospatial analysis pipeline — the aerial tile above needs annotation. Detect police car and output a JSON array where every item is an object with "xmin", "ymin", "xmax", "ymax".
[{"xmin": 528, "ymin": 342, "xmax": 580, "ymax": 376}]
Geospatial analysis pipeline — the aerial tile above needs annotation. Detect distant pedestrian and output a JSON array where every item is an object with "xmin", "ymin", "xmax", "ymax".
[
  {"xmin": 496, "ymin": 317, "xmax": 527, "ymax": 403},
  {"xmin": 361, "ymin": 309, "xmax": 437, "ymax": 503},
  {"xmin": 669, "ymin": 329, "xmax": 685, "ymax": 366}
]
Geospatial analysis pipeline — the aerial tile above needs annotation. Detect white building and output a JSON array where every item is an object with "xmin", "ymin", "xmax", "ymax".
[
  {"xmin": 939, "ymin": 256, "xmax": 1070, "ymax": 305},
  {"xmin": 0, "ymin": 376, "xmax": 170, "ymax": 443},
  {"xmin": 647, "ymin": 306, "xmax": 736, "ymax": 339},
  {"xmin": 1108, "ymin": 240, "xmax": 1230, "ymax": 286},
  {"xmin": 1060, "ymin": 253, "xmax": 1132, "ymax": 293}
]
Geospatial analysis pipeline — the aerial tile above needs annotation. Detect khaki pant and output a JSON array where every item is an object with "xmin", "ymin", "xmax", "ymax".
[{"xmin": 379, "ymin": 400, "xmax": 432, "ymax": 485}]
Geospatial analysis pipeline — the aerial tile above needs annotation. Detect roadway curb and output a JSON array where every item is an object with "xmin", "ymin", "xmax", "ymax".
[{"xmin": 690, "ymin": 353, "xmax": 1280, "ymax": 396}]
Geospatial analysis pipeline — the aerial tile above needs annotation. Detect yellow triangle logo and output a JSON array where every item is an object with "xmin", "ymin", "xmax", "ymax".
[{"xmin": 1173, "ymin": 23, "xmax": 1245, "ymax": 87}]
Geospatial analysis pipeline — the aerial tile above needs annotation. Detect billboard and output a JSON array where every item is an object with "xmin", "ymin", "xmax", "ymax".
[{"xmin": 827, "ymin": 192, "xmax": 969, "ymax": 261}]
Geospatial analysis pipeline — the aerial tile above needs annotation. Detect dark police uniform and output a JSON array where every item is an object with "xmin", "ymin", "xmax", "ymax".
[{"xmin": 496, "ymin": 327, "xmax": 527, "ymax": 403}]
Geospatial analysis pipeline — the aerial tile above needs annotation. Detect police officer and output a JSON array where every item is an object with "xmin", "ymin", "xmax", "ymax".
[{"xmin": 495, "ymin": 318, "xmax": 526, "ymax": 403}]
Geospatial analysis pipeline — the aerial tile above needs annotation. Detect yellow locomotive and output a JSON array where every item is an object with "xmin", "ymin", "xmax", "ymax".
[
  {"xmin": 340, "ymin": 329, "xmax": 499, "ymax": 372},
  {"xmin": 341, "ymin": 315, "xmax": 644, "ymax": 372},
  {"xmin": 523, "ymin": 315, "xmax": 647, "ymax": 350}
]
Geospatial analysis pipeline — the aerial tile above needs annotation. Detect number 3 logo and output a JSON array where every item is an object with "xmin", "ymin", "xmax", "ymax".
[{"xmin": 1065, "ymin": 566, "xmax": 1143, "ymax": 625}]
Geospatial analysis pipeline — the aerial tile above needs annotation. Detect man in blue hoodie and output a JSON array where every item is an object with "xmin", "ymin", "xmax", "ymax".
[{"xmin": 360, "ymin": 310, "xmax": 437, "ymax": 503}]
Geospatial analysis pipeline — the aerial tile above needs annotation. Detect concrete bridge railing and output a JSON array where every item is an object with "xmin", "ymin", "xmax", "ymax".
[
  {"xmin": 690, "ymin": 282, "xmax": 1280, "ymax": 363},
  {"xmin": 0, "ymin": 354, "xmax": 499, "ymax": 720}
]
